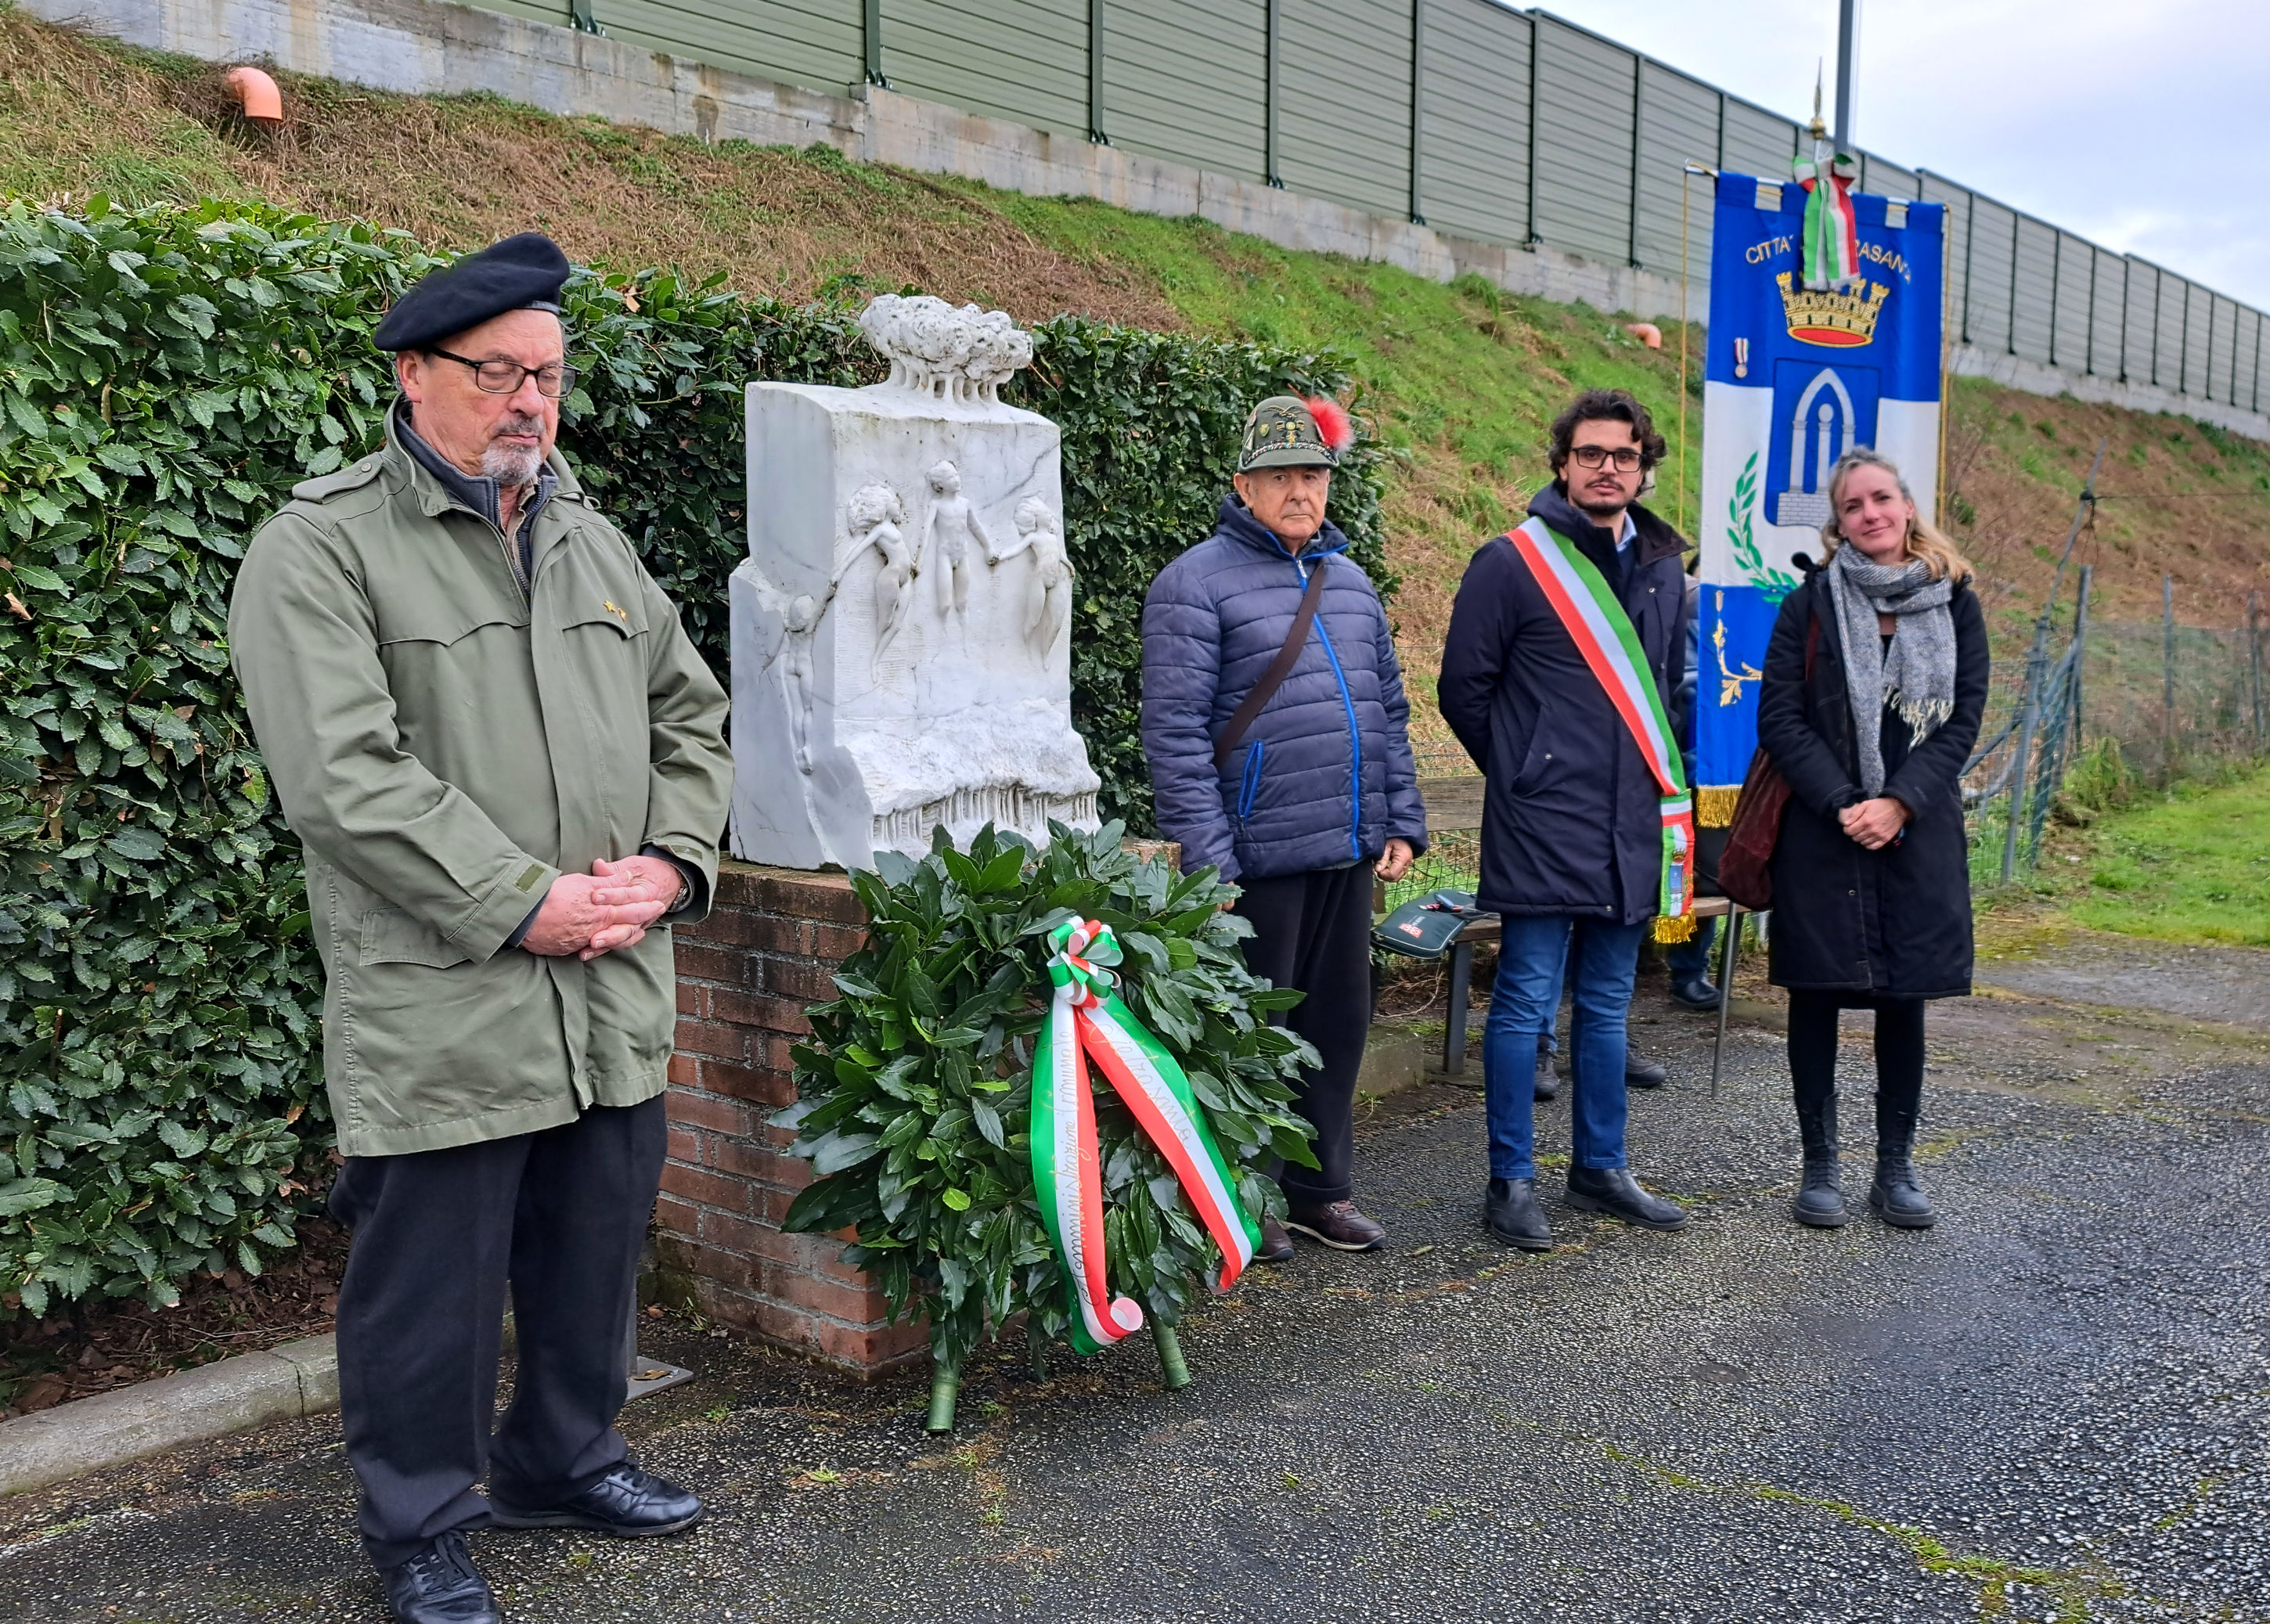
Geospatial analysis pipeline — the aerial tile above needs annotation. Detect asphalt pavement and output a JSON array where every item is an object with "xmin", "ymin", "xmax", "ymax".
[{"xmin": 5, "ymin": 931, "xmax": 2266, "ymax": 1623}]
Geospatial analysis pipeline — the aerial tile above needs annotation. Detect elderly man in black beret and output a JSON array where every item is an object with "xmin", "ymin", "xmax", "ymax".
[{"xmin": 230, "ymin": 234, "xmax": 733, "ymax": 1624}]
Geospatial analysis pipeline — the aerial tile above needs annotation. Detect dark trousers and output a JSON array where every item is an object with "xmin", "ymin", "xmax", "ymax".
[
  {"xmin": 1785, "ymin": 990, "xmax": 1926, "ymax": 1159},
  {"xmin": 1664, "ymin": 915, "xmax": 1719, "ymax": 981},
  {"xmin": 1233, "ymin": 863, "xmax": 1375, "ymax": 1205},
  {"xmin": 329, "ymin": 1096, "xmax": 667, "ymax": 1570}
]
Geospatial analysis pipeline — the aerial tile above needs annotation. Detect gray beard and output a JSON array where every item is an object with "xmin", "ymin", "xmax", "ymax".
[{"xmin": 481, "ymin": 439, "xmax": 542, "ymax": 488}]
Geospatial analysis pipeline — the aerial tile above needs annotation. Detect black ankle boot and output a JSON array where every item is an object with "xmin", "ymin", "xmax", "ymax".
[
  {"xmin": 1868, "ymin": 1153, "xmax": 1936, "ymax": 1228},
  {"xmin": 1791, "ymin": 1086, "xmax": 1846, "ymax": 1226},
  {"xmin": 1793, "ymin": 1157, "xmax": 1847, "ymax": 1227}
]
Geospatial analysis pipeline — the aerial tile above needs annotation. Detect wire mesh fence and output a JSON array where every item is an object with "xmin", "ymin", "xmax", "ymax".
[{"xmin": 1964, "ymin": 577, "xmax": 2267, "ymax": 878}]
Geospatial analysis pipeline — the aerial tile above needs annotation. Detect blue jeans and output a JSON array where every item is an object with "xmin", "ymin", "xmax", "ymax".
[
  {"xmin": 1665, "ymin": 916, "xmax": 1719, "ymax": 981},
  {"xmin": 1483, "ymin": 914, "xmax": 1647, "ymax": 1180}
]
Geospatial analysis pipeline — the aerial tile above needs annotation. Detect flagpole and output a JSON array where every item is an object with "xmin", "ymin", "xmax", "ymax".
[{"xmin": 1678, "ymin": 163, "xmax": 1691, "ymax": 537}]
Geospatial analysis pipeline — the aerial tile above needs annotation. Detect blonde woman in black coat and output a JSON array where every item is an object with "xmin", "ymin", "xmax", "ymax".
[{"xmin": 1755, "ymin": 448, "xmax": 1989, "ymax": 1230}]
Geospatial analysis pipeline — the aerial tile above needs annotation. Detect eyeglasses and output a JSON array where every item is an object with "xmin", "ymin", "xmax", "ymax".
[
  {"xmin": 426, "ymin": 347, "xmax": 578, "ymax": 399},
  {"xmin": 1568, "ymin": 445, "xmax": 1644, "ymax": 472}
]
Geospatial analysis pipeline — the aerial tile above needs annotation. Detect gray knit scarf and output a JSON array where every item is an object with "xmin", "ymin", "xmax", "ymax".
[{"xmin": 1823, "ymin": 543, "xmax": 1957, "ymax": 798}]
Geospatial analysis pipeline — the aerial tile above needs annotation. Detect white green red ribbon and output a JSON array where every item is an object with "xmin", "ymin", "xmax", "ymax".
[
  {"xmin": 1507, "ymin": 519, "xmax": 1695, "ymax": 923},
  {"xmin": 1029, "ymin": 918, "xmax": 1259, "ymax": 1356},
  {"xmin": 1793, "ymin": 136, "xmax": 1860, "ymax": 290}
]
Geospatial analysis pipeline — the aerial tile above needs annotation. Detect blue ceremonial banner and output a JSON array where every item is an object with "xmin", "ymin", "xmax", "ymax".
[{"xmin": 1694, "ymin": 171, "xmax": 1944, "ymax": 823}]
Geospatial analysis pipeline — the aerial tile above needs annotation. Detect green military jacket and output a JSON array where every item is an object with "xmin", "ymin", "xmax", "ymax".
[{"xmin": 229, "ymin": 411, "xmax": 732, "ymax": 1157}]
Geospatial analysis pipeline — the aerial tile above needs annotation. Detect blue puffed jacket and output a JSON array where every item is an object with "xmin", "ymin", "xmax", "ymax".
[{"xmin": 1140, "ymin": 495, "xmax": 1427, "ymax": 882}]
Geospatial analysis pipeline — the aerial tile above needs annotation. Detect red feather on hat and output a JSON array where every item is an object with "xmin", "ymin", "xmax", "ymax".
[{"xmin": 1304, "ymin": 396, "xmax": 1354, "ymax": 453}]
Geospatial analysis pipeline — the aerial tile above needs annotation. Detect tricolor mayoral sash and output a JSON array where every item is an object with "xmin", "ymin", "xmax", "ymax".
[
  {"xmin": 1505, "ymin": 518, "xmax": 1695, "ymax": 924},
  {"xmin": 1030, "ymin": 918, "xmax": 1259, "ymax": 1356}
]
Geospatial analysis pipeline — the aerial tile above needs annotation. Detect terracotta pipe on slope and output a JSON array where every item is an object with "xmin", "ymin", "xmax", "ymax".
[
  {"xmin": 224, "ymin": 66, "xmax": 284, "ymax": 125},
  {"xmin": 1623, "ymin": 322, "xmax": 1663, "ymax": 349}
]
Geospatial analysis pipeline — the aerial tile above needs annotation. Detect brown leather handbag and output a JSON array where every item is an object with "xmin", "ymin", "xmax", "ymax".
[{"xmin": 1717, "ymin": 614, "xmax": 1817, "ymax": 911}]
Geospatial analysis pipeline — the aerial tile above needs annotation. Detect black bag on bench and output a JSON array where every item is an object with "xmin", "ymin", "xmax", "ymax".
[{"xmin": 1372, "ymin": 889, "xmax": 1487, "ymax": 959}]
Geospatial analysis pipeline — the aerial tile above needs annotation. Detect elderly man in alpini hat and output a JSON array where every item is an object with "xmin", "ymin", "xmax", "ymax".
[
  {"xmin": 229, "ymin": 233, "xmax": 731, "ymax": 1624},
  {"xmin": 1140, "ymin": 397, "xmax": 1427, "ymax": 1261}
]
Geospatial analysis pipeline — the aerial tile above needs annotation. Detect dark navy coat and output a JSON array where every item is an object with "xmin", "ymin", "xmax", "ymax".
[
  {"xmin": 1437, "ymin": 483, "xmax": 1691, "ymax": 923},
  {"xmin": 1758, "ymin": 574, "xmax": 1990, "ymax": 999},
  {"xmin": 1140, "ymin": 496, "xmax": 1426, "ymax": 882}
]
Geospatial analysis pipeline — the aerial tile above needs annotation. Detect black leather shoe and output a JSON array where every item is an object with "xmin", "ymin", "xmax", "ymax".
[
  {"xmin": 1792, "ymin": 1158, "xmax": 1848, "ymax": 1227},
  {"xmin": 1868, "ymin": 1156, "xmax": 1937, "ymax": 1229},
  {"xmin": 382, "ymin": 1532, "xmax": 499, "ymax": 1624},
  {"xmin": 1624, "ymin": 1055, "xmax": 1668, "ymax": 1089},
  {"xmin": 1565, "ymin": 1165, "xmax": 1689, "ymax": 1231},
  {"xmin": 1669, "ymin": 976, "xmax": 1723, "ymax": 1011},
  {"xmin": 1533, "ymin": 1050, "xmax": 1559, "ymax": 1103},
  {"xmin": 491, "ymin": 1463, "xmax": 704, "ymax": 1537},
  {"xmin": 1484, "ymin": 1177, "xmax": 1552, "ymax": 1251},
  {"xmin": 1285, "ymin": 1199, "xmax": 1387, "ymax": 1251},
  {"xmin": 1255, "ymin": 1214, "xmax": 1295, "ymax": 1265}
]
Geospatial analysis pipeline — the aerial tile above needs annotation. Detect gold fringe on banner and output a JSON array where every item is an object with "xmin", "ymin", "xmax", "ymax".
[
  {"xmin": 1695, "ymin": 784, "xmax": 1742, "ymax": 828},
  {"xmin": 1653, "ymin": 913, "xmax": 1697, "ymax": 944}
]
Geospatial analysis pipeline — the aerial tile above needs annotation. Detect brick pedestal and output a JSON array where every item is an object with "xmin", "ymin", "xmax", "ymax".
[{"xmin": 659, "ymin": 862, "xmax": 925, "ymax": 1374}]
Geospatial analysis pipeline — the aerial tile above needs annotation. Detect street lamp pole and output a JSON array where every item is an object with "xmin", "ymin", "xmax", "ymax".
[{"xmin": 1834, "ymin": 0, "xmax": 1861, "ymax": 150}]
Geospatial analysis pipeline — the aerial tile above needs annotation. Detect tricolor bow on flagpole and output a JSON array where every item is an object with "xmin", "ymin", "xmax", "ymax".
[
  {"xmin": 1029, "ymin": 918, "xmax": 1260, "ymax": 1356},
  {"xmin": 1793, "ymin": 124, "xmax": 1859, "ymax": 291}
]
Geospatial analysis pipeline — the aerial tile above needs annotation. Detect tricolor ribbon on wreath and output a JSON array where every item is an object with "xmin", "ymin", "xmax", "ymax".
[
  {"xmin": 1029, "ymin": 918, "xmax": 1260, "ymax": 1355},
  {"xmin": 1504, "ymin": 519, "xmax": 1696, "ymax": 942}
]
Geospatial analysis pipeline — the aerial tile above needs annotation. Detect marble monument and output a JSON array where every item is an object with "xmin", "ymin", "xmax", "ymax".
[{"xmin": 730, "ymin": 295, "xmax": 1101, "ymax": 869}]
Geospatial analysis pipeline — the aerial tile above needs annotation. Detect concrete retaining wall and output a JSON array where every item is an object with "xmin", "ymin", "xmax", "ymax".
[{"xmin": 1951, "ymin": 345, "xmax": 2270, "ymax": 443}]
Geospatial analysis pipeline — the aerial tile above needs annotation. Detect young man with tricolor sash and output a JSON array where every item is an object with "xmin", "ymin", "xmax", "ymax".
[{"xmin": 1439, "ymin": 390, "xmax": 1696, "ymax": 1251}]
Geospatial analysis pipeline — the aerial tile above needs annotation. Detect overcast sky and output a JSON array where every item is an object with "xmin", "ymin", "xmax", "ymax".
[{"xmin": 1535, "ymin": 0, "xmax": 2270, "ymax": 311}]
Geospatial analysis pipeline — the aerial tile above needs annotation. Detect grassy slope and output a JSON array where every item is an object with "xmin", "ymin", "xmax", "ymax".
[
  {"xmin": 4, "ymin": 2, "xmax": 2265, "ymax": 751},
  {"xmin": 1984, "ymin": 762, "xmax": 2270, "ymax": 949}
]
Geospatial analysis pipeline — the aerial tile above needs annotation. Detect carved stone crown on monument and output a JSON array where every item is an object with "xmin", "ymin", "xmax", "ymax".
[{"xmin": 729, "ymin": 295, "xmax": 1101, "ymax": 870}]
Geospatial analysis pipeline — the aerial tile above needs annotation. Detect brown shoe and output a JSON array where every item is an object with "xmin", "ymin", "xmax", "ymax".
[
  {"xmin": 1255, "ymin": 1214, "xmax": 1295, "ymax": 1264},
  {"xmin": 1286, "ymin": 1200, "xmax": 1387, "ymax": 1251}
]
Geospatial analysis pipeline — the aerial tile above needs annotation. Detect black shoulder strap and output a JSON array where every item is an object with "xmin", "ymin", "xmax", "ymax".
[{"xmin": 1212, "ymin": 560, "xmax": 1331, "ymax": 769}]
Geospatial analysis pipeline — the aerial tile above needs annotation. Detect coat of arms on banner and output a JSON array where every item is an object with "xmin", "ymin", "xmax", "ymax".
[{"xmin": 1692, "ymin": 167, "xmax": 1945, "ymax": 825}]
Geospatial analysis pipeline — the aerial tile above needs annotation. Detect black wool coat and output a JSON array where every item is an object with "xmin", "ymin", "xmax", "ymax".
[
  {"xmin": 1756, "ymin": 573, "xmax": 1990, "ymax": 999},
  {"xmin": 1438, "ymin": 484, "xmax": 1690, "ymax": 923}
]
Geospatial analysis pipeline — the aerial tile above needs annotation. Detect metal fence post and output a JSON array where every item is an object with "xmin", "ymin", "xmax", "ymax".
[
  {"xmin": 2250, "ymin": 588, "xmax": 2263, "ymax": 750},
  {"xmin": 2000, "ymin": 643, "xmax": 2041, "ymax": 884},
  {"xmin": 2162, "ymin": 573, "xmax": 2177, "ymax": 781},
  {"xmin": 2071, "ymin": 566, "xmax": 2092, "ymax": 751}
]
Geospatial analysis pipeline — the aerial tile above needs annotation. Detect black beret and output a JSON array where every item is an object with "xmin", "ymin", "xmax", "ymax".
[{"xmin": 373, "ymin": 232, "xmax": 571, "ymax": 353}]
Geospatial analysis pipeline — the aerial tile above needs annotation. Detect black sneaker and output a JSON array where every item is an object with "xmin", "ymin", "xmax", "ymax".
[
  {"xmin": 491, "ymin": 1463, "xmax": 704, "ymax": 1537},
  {"xmin": 1533, "ymin": 1048, "xmax": 1560, "ymax": 1103},
  {"xmin": 1255, "ymin": 1214, "xmax": 1295, "ymax": 1264},
  {"xmin": 381, "ymin": 1531, "xmax": 499, "ymax": 1624}
]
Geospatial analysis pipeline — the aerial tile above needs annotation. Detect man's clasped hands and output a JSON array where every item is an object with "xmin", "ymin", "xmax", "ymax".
[{"xmin": 520, "ymin": 855, "xmax": 683, "ymax": 962}]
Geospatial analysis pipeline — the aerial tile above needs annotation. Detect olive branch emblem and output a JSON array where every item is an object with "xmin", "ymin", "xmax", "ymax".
[{"xmin": 1728, "ymin": 452, "xmax": 1799, "ymax": 599}]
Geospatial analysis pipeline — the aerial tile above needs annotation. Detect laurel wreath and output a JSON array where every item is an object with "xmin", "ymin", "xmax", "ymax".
[{"xmin": 1728, "ymin": 452, "xmax": 1800, "ymax": 598}]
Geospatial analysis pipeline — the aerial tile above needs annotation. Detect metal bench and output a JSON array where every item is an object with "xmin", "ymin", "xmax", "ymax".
[{"xmin": 1403, "ymin": 777, "xmax": 1754, "ymax": 1094}]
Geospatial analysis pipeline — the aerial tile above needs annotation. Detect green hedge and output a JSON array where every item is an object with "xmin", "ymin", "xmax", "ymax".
[{"xmin": 0, "ymin": 196, "xmax": 1385, "ymax": 1314}]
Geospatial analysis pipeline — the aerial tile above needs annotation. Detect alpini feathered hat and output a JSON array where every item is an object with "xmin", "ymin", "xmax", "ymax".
[{"xmin": 1238, "ymin": 395, "xmax": 1355, "ymax": 472}]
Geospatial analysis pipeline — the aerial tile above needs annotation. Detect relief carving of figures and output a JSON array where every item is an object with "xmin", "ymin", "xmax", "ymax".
[
  {"xmin": 858, "ymin": 294, "xmax": 1036, "ymax": 403},
  {"xmin": 744, "ymin": 569, "xmax": 838, "ymax": 775},
  {"xmin": 921, "ymin": 459, "xmax": 992, "ymax": 618},
  {"xmin": 847, "ymin": 481, "xmax": 913, "ymax": 664},
  {"xmin": 989, "ymin": 495, "xmax": 1072, "ymax": 654}
]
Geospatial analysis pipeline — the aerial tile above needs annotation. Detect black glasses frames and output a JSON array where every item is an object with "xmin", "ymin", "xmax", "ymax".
[
  {"xmin": 425, "ymin": 347, "xmax": 578, "ymax": 399},
  {"xmin": 1568, "ymin": 445, "xmax": 1644, "ymax": 471}
]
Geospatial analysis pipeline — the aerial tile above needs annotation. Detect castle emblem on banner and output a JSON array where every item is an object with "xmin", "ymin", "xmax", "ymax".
[{"xmin": 1775, "ymin": 273, "xmax": 1889, "ymax": 347}]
